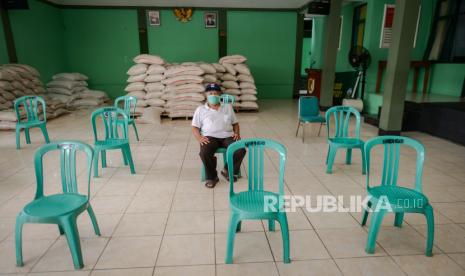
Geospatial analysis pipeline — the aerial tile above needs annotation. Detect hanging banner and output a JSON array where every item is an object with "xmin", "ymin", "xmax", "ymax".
[{"xmin": 379, "ymin": 4, "xmax": 420, "ymax": 48}]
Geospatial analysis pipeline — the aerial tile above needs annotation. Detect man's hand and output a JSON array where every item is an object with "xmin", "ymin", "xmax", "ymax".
[
  {"xmin": 232, "ymin": 132, "xmax": 241, "ymax": 141},
  {"xmin": 199, "ymin": 136, "xmax": 210, "ymax": 145}
]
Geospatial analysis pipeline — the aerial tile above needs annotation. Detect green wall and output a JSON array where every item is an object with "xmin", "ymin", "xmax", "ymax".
[
  {"xmin": 301, "ymin": 37, "xmax": 311, "ymax": 75},
  {"xmin": 8, "ymin": 0, "xmax": 65, "ymax": 82},
  {"xmin": 228, "ymin": 11, "xmax": 297, "ymax": 99},
  {"xmin": 61, "ymin": 9, "xmax": 140, "ymax": 99},
  {"xmin": 0, "ymin": 14, "xmax": 8, "ymax": 64},
  {"xmin": 148, "ymin": 10, "xmax": 218, "ymax": 63},
  {"xmin": 311, "ymin": 17, "xmax": 326, "ymax": 69}
]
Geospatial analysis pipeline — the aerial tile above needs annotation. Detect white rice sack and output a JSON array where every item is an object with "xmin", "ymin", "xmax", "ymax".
[
  {"xmin": 146, "ymin": 98, "xmax": 165, "ymax": 107},
  {"xmin": 241, "ymin": 89, "xmax": 257, "ymax": 95},
  {"xmin": 147, "ymin": 64, "xmax": 166, "ymax": 74},
  {"xmin": 33, "ymin": 87, "xmax": 46, "ymax": 95},
  {"xmin": 161, "ymin": 92, "xmax": 175, "ymax": 101},
  {"xmin": 79, "ymin": 90, "xmax": 108, "ymax": 99},
  {"xmin": 0, "ymin": 110, "xmax": 17, "ymax": 121},
  {"xmin": 165, "ymin": 83, "xmax": 205, "ymax": 94},
  {"xmin": 127, "ymin": 64, "xmax": 147, "ymax": 75},
  {"xmin": 219, "ymin": 55, "xmax": 247, "ymax": 64},
  {"xmin": 164, "ymin": 66, "xmax": 205, "ymax": 78},
  {"xmin": 145, "ymin": 82, "xmax": 165, "ymax": 92},
  {"xmin": 47, "ymin": 80, "xmax": 83, "ymax": 90},
  {"xmin": 136, "ymin": 106, "xmax": 162, "ymax": 124},
  {"xmin": 223, "ymin": 63, "xmax": 237, "ymax": 75},
  {"xmin": 165, "ymin": 100, "xmax": 202, "ymax": 108},
  {"xmin": 11, "ymin": 89, "xmax": 25, "ymax": 97},
  {"xmin": 161, "ymin": 75, "xmax": 204, "ymax": 86},
  {"xmin": 222, "ymin": 81, "xmax": 239, "ymax": 89},
  {"xmin": 2, "ymin": 91, "xmax": 16, "ymax": 101},
  {"xmin": 10, "ymin": 81, "xmax": 24, "ymax": 91},
  {"xmin": 240, "ymin": 101, "xmax": 259, "ymax": 109},
  {"xmin": 133, "ymin": 54, "xmax": 165, "ymax": 65},
  {"xmin": 181, "ymin": 62, "xmax": 197, "ymax": 66},
  {"xmin": 48, "ymin": 93, "xmax": 80, "ymax": 104},
  {"xmin": 241, "ymin": 94, "xmax": 257, "ymax": 101},
  {"xmin": 234, "ymin": 64, "xmax": 251, "ymax": 75},
  {"xmin": 136, "ymin": 99, "xmax": 148, "ymax": 107},
  {"xmin": 46, "ymin": 87, "xmax": 73, "ymax": 96},
  {"xmin": 237, "ymin": 74, "xmax": 254, "ymax": 83},
  {"xmin": 174, "ymin": 92, "xmax": 205, "ymax": 102},
  {"xmin": 144, "ymin": 74, "xmax": 164, "ymax": 82},
  {"xmin": 72, "ymin": 86, "xmax": 87, "ymax": 93},
  {"xmin": 127, "ymin": 73, "xmax": 147, "ymax": 83},
  {"xmin": 224, "ymin": 89, "xmax": 241, "ymax": 95},
  {"xmin": 199, "ymin": 63, "xmax": 216, "ymax": 74},
  {"xmin": 0, "ymin": 70, "xmax": 15, "ymax": 81},
  {"xmin": 203, "ymin": 74, "xmax": 217, "ymax": 83},
  {"xmin": 127, "ymin": 90, "xmax": 146, "ymax": 100},
  {"xmin": 212, "ymin": 63, "xmax": 226, "ymax": 73},
  {"xmin": 125, "ymin": 82, "xmax": 145, "ymax": 92},
  {"xmin": 12, "ymin": 64, "xmax": 40, "ymax": 77},
  {"xmin": 53, "ymin": 72, "xmax": 88, "ymax": 81},
  {"xmin": 145, "ymin": 91, "xmax": 164, "ymax": 99},
  {"xmin": 221, "ymin": 73, "xmax": 237, "ymax": 81},
  {"xmin": 70, "ymin": 98, "xmax": 101, "ymax": 107},
  {"xmin": 239, "ymin": 82, "xmax": 256, "ymax": 90},
  {"xmin": 5, "ymin": 65, "xmax": 34, "ymax": 80},
  {"xmin": 0, "ymin": 121, "xmax": 16, "ymax": 130},
  {"xmin": 0, "ymin": 81, "xmax": 13, "ymax": 90}
]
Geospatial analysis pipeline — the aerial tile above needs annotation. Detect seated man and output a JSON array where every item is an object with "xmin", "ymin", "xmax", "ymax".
[{"xmin": 192, "ymin": 83, "xmax": 246, "ymax": 188}]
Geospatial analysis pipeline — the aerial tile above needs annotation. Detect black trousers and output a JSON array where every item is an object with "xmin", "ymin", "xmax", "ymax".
[{"xmin": 199, "ymin": 136, "xmax": 246, "ymax": 180}]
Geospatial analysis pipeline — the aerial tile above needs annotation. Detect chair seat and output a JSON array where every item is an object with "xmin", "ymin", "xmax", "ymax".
[
  {"xmin": 300, "ymin": 115, "xmax": 325, "ymax": 123},
  {"xmin": 230, "ymin": 191, "xmax": 281, "ymax": 213},
  {"xmin": 94, "ymin": 139, "xmax": 128, "ymax": 149},
  {"xmin": 17, "ymin": 120, "xmax": 44, "ymax": 128},
  {"xmin": 329, "ymin": 137, "xmax": 364, "ymax": 147},
  {"xmin": 368, "ymin": 186, "xmax": 429, "ymax": 210},
  {"xmin": 23, "ymin": 194, "xmax": 88, "ymax": 218},
  {"xmin": 216, "ymin": 147, "xmax": 226, "ymax": 153}
]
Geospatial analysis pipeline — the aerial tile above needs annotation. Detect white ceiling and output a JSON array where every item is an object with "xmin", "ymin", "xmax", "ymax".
[{"xmin": 50, "ymin": 0, "xmax": 311, "ymax": 9}]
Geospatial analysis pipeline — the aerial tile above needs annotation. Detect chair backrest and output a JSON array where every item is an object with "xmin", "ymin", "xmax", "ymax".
[
  {"xmin": 14, "ymin": 95, "xmax": 46, "ymax": 123},
  {"xmin": 91, "ymin": 107, "xmax": 129, "ymax": 142},
  {"xmin": 365, "ymin": 136, "xmax": 425, "ymax": 192},
  {"xmin": 226, "ymin": 138, "xmax": 287, "ymax": 196},
  {"xmin": 114, "ymin": 95, "xmax": 137, "ymax": 118},
  {"xmin": 298, "ymin": 96, "xmax": 320, "ymax": 118},
  {"xmin": 220, "ymin": 94, "xmax": 235, "ymax": 104},
  {"xmin": 325, "ymin": 105, "xmax": 361, "ymax": 139},
  {"xmin": 34, "ymin": 141, "xmax": 94, "ymax": 199}
]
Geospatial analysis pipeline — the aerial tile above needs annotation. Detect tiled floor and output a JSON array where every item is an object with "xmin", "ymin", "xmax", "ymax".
[{"xmin": 0, "ymin": 99, "xmax": 465, "ymax": 276}]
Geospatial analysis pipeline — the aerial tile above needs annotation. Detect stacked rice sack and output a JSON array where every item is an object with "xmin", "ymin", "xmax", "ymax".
[
  {"xmin": 0, "ymin": 64, "xmax": 46, "ymax": 130},
  {"xmin": 219, "ymin": 55, "xmax": 258, "ymax": 110},
  {"xmin": 161, "ymin": 63, "xmax": 205, "ymax": 118},
  {"xmin": 125, "ymin": 54, "xmax": 165, "ymax": 118}
]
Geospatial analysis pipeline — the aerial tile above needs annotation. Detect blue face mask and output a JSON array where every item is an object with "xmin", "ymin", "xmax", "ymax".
[{"xmin": 207, "ymin": 95, "xmax": 220, "ymax": 105}]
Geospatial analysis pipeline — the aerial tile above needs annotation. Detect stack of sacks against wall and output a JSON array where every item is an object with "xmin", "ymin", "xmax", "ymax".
[
  {"xmin": 0, "ymin": 64, "xmax": 47, "ymax": 130},
  {"xmin": 48, "ymin": 72, "xmax": 109, "ymax": 111},
  {"xmin": 162, "ymin": 63, "xmax": 205, "ymax": 118},
  {"xmin": 219, "ymin": 55, "xmax": 258, "ymax": 110},
  {"xmin": 126, "ymin": 54, "xmax": 165, "ymax": 117}
]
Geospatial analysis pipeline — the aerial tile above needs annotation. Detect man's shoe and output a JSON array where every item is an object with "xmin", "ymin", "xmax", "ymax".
[
  {"xmin": 221, "ymin": 170, "xmax": 237, "ymax": 182},
  {"xmin": 205, "ymin": 177, "xmax": 219, "ymax": 188}
]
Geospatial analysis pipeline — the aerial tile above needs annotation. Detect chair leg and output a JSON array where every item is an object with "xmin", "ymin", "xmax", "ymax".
[
  {"xmin": 124, "ymin": 145, "xmax": 136, "ymax": 174},
  {"xmin": 58, "ymin": 225, "xmax": 65, "ymax": 235},
  {"xmin": 365, "ymin": 210, "xmax": 386, "ymax": 254},
  {"xmin": 15, "ymin": 127, "xmax": 21, "ymax": 150},
  {"xmin": 361, "ymin": 200, "xmax": 372, "ymax": 226},
  {"xmin": 61, "ymin": 217, "xmax": 84, "ymax": 269},
  {"xmin": 295, "ymin": 121, "xmax": 300, "ymax": 137},
  {"xmin": 93, "ymin": 150, "xmax": 100, "ymax": 177},
  {"xmin": 302, "ymin": 123, "xmax": 305, "ymax": 143},
  {"xmin": 394, "ymin": 212, "xmax": 404, "ymax": 228},
  {"xmin": 236, "ymin": 221, "xmax": 242, "ymax": 232},
  {"xmin": 101, "ymin": 150, "xmax": 107, "ymax": 168},
  {"xmin": 87, "ymin": 205, "xmax": 101, "ymax": 236},
  {"xmin": 121, "ymin": 148, "xmax": 129, "ymax": 166},
  {"xmin": 346, "ymin": 149, "xmax": 352, "ymax": 165},
  {"xmin": 25, "ymin": 128, "xmax": 31, "ymax": 144},
  {"xmin": 40, "ymin": 125, "xmax": 50, "ymax": 144},
  {"xmin": 361, "ymin": 146, "xmax": 366, "ymax": 175},
  {"xmin": 326, "ymin": 146, "xmax": 337, "ymax": 174},
  {"xmin": 15, "ymin": 216, "xmax": 24, "ymax": 266},
  {"xmin": 278, "ymin": 213, "xmax": 290, "ymax": 263},
  {"xmin": 131, "ymin": 122, "xmax": 140, "ymax": 141},
  {"xmin": 318, "ymin": 122, "xmax": 323, "ymax": 136},
  {"xmin": 200, "ymin": 165, "xmax": 206, "ymax": 182},
  {"xmin": 225, "ymin": 213, "xmax": 240, "ymax": 264},
  {"xmin": 425, "ymin": 204, "xmax": 435, "ymax": 257},
  {"xmin": 268, "ymin": 219, "xmax": 275, "ymax": 231}
]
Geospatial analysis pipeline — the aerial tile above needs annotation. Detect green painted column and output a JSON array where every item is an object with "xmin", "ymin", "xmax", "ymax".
[
  {"xmin": 379, "ymin": 0, "xmax": 420, "ymax": 134},
  {"xmin": 319, "ymin": 0, "xmax": 342, "ymax": 108}
]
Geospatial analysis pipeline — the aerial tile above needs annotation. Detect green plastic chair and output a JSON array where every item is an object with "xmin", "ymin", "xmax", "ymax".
[
  {"xmin": 325, "ymin": 106, "xmax": 365, "ymax": 174},
  {"xmin": 114, "ymin": 95, "xmax": 139, "ymax": 141},
  {"xmin": 295, "ymin": 96, "xmax": 325, "ymax": 141},
  {"xmin": 14, "ymin": 96, "xmax": 50, "ymax": 149},
  {"xmin": 361, "ymin": 136, "xmax": 434, "ymax": 256},
  {"xmin": 225, "ymin": 138, "xmax": 290, "ymax": 264},
  {"xmin": 91, "ymin": 107, "xmax": 135, "ymax": 177},
  {"xmin": 15, "ymin": 141, "xmax": 100, "ymax": 269},
  {"xmin": 200, "ymin": 95, "xmax": 241, "ymax": 181}
]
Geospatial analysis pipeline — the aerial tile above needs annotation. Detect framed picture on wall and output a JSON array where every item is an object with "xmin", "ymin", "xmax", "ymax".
[
  {"xmin": 204, "ymin": 12, "xmax": 217, "ymax": 28},
  {"xmin": 148, "ymin": 10, "xmax": 161, "ymax": 26}
]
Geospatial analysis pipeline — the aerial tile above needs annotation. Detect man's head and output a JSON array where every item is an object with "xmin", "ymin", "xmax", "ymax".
[{"xmin": 205, "ymin": 83, "xmax": 222, "ymax": 105}]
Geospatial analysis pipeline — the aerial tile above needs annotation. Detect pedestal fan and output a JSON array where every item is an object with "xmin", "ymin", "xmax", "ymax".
[{"xmin": 344, "ymin": 46, "xmax": 371, "ymax": 112}]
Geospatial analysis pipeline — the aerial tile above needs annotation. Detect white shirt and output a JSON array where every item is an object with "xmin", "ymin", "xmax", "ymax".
[{"xmin": 192, "ymin": 103, "xmax": 238, "ymax": 138}]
